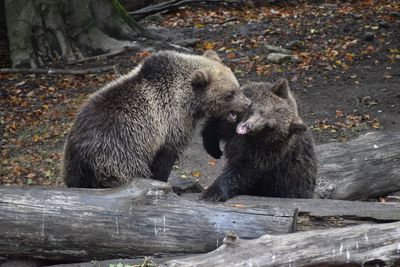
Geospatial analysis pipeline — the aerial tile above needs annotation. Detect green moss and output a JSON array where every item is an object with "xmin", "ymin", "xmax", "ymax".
[{"xmin": 110, "ymin": 0, "xmax": 149, "ymax": 37}]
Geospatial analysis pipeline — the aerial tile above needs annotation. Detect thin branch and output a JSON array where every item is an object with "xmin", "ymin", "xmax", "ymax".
[
  {"xmin": 65, "ymin": 50, "xmax": 126, "ymax": 66},
  {"xmin": 0, "ymin": 66, "xmax": 115, "ymax": 75},
  {"xmin": 129, "ymin": 0, "xmax": 242, "ymax": 20}
]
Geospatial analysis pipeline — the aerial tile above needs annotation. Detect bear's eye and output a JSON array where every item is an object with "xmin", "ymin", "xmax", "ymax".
[{"xmin": 225, "ymin": 91, "xmax": 235, "ymax": 101}]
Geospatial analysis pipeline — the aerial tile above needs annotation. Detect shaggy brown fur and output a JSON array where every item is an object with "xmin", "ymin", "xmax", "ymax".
[
  {"xmin": 201, "ymin": 79, "xmax": 317, "ymax": 201},
  {"xmin": 63, "ymin": 50, "xmax": 251, "ymax": 188}
]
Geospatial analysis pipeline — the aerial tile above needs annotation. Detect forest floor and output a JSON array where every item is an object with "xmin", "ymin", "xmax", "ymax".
[{"xmin": 0, "ymin": 0, "xmax": 399, "ymax": 189}]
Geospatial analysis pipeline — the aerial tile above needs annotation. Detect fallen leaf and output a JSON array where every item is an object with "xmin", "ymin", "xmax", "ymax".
[
  {"xmin": 191, "ymin": 170, "xmax": 201, "ymax": 177},
  {"xmin": 371, "ymin": 120, "xmax": 380, "ymax": 129},
  {"xmin": 136, "ymin": 51, "xmax": 151, "ymax": 58},
  {"xmin": 226, "ymin": 52, "xmax": 236, "ymax": 59},
  {"xmin": 203, "ymin": 41, "xmax": 215, "ymax": 50},
  {"xmin": 32, "ymin": 135, "xmax": 40, "ymax": 142},
  {"xmin": 194, "ymin": 23, "xmax": 205, "ymax": 29},
  {"xmin": 335, "ymin": 110, "xmax": 344, "ymax": 118},
  {"xmin": 208, "ymin": 159, "xmax": 217, "ymax": 166}
]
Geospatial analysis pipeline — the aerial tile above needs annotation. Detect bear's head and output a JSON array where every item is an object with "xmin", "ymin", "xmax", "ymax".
[
  {"xmin": 236, "ymin": 79, "xmax": 307, "ymax": 139},
  {"xmin": 191, "ymin": 50, "xmax": 252, "ymax": 122}
]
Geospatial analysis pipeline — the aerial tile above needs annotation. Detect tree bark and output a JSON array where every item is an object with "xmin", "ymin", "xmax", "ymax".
[
  {"xmin": 226, "ymin": 195, "xmax": 400, "ymax": 231},
  {"xmin": 164, "ymin": 221, "xmax": 400, "ymax": 267},
  {"xmin": 0, "ymin": 179, "xmax": 296, "ymax": 262},
  {"xmin": 315, "ymin": 132, "xmax": 400, "ymax": 200},
  {"xmin": 1, "ymin": 183, "xmax": 399, "ymax": 263},
  {"xmin": 4, "ymin": 0, "xmax": 152, "ymax": 68}
]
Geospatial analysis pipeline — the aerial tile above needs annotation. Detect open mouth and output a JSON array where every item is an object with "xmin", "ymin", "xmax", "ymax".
[
  {"xmin": 236, "ymin": 122, "xmax": 251, "ymax": 135},
  {"xmin": 227, "ymin": 111, "xmax": 237, "ymax": 122}
]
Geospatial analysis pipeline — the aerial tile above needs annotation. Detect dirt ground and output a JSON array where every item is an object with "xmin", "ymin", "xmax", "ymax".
[{"xmin": 0, "ymin": 0, "xmax": 399, "ymax": 188}]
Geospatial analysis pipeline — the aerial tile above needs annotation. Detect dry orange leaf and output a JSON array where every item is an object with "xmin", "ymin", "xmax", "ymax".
[
  {"xmin": 226, "ymin": 52, "xmax": 235, "ymax": 59},
  {"xmin": 335, "ymin": 110, "xmax": 344, "ymax": 118},
  {"xmin": 136, "ymin": 51, "xmax": 151, "ymax": 58},
  {"xmin": 32, "ymin": 135, "xmax": 40, "ymax": 142},
  {"xmin": 371, "ymin": 120, "xmax": 380, "ymax": 129},
  {"xmin": 208, "ymin": 159, "xmax": 217, "ymax": 166},
  {"xmin": 344, "ymin": 53, "xmax": 353, "ymax": 62},
  {"xmin": 203, "ymin": 41, "xmax": 215, "ymax": 50},
  {"xmin": 191, "ymin": 170, "xmax": 201, "ymax": 177}
]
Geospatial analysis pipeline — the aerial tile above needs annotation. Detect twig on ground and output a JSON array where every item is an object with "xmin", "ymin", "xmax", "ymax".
[
  {"xmin": 129, "ymin": 0, "xmax": 242, "ymax": 20},
  {"xmin": 0, "ymin": 66, "xmax": 115, "ymax": 75},
  {"xmin": 65, "ymin": 50, "xmax": 127, "ymax": 66}
]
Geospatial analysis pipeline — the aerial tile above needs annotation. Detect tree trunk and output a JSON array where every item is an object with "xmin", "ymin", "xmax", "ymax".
[
  {"xmin": 0, "ymin": 179, "xmax": 296, "ymax": 262},
  {"xmin": 315, "ymin": 132, "xmax": 400, "ymax": 200},
  {"xmin": 164, "ymin": 221, "xmax": 400, "ymax": 267},
  {"xmin": 4, "ymin": 0, "xmax": 152, "ymax": 68},
  {"xmin": 0, "ymin": 0, "xmax": 11, "ymax": 68}
]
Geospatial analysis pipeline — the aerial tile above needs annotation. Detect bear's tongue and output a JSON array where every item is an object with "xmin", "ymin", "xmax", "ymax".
[
  {"xmin": 236, "ymin": 122, "xmax": 250, "ymax": 135},
  {"xmin": 227, "ymin": 111, "xmax": 237, "ymax": 122}
]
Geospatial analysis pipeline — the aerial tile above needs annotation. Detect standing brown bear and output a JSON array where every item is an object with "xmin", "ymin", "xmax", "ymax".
[
  {"xmin": 63, "ymin": 50, "xmax": 251, "ymax": 188},
  {"xmin": 201, "ymin": 79, "xmax": 317, "ymax": 201}
]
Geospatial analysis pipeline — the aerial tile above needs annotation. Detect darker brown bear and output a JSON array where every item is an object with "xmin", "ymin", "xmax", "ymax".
[
  {"xmin": 63, "ymin": 50, "xmax": 251, "ymax": 188},
  {"xmin": 201, "ymin": 79, "xmax": 317, "ymax": 201}
]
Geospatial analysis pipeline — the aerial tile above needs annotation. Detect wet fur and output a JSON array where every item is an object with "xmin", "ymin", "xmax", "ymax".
[
  {"xmin": 63, "ymin": 50, "xmax": 250, "ymax": 188},
  {"xmin": 201, "ymin": 81, "xmax": 317, "ymax": 201}
]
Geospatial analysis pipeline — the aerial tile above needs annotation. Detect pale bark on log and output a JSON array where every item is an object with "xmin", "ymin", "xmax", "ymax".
[
  {"xmin": 226, "ymin": 196, "xmax": 400, "ymax": 231},
  {"xmin": 165, "ymin": 221, "xmax": 400, "ymax": 267},
  {"xmin": 0, "ymin": 179, "xmax": 295, "ymax": 262},
  {"xmin": 315, "ymin": 132, "xmax": 400, "ymax": 200}
]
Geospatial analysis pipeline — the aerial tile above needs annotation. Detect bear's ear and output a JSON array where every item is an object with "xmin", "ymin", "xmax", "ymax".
[
  {"xmin": 203, "ymin": 50, "xmax": 222, "ymax": 63},
  {"xmin": 191, "ymin": 69, "xmax": 211, "ymax": 90},
  {"xmin": 271, "ymin": 79, "xmax": 289, "ymax": 98},
  {"xmin": 289, "ymin": 117, "xmax": 307, "ymax": 135}
]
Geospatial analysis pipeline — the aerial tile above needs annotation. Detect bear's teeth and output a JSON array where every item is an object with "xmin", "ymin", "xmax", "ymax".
[{"xmin": 227, "ymin": 112, "xmax": 237, "ymax": 122}]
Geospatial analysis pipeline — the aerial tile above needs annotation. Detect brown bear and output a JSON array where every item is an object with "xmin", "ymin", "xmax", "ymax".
[
  {"xmin": 62, "ymin": 50, "xmax": 252, "ymax": 188},
  {"xmin": 201, "ymin": 79, "xmax": 317, "ymax": 201}
]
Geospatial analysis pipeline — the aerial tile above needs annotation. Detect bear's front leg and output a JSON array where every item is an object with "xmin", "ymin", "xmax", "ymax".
[
  {"xmin": 201, "ymin": 117, "xmax": 223, "ymax": 159},
  {"xmin": 201, "ymin": 169, "xmax": 241, "ymax": 202},
  {"xmin": 150, "ymin": 146, "xmax": 179, "ymax": 182}
]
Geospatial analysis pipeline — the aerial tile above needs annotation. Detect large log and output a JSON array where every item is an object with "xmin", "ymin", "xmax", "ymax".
[
  {"xmin": 0, "ymin": 179, "xmax": 295, "ymax": 262},
  {"xmin": 316, "ymin": 132, "xmax": 400, "ymax": 200},
  {"xmin": 165, "ymin": 221, "xmax": 400, "ymax": 267},
  {"xmin": 177, "ymin": 131, "xmax": 400, "ymax": 200}
]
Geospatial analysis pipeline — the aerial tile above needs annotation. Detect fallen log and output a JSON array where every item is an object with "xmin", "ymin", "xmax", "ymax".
[
  {"xmin": 315, "ymin": 132, "xmax": 400, "ymax": 200},
  {"xmin": 226, "ymin": 196, "xmax": 400, "ymax": 231},
  {"xmin": 175, "ymin": 132, "xmax": 400, "ymax": 200},
  {"xmin": 165, "ymin": 221, "xmax": 400, "ymax": 267},
  {"xmin": 0, "ymin": 179, "xmax": 295, "ymax": 262},
  {"xmin": 0, "ymin": 132, "xmax": 399, "ymax": 263}
]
